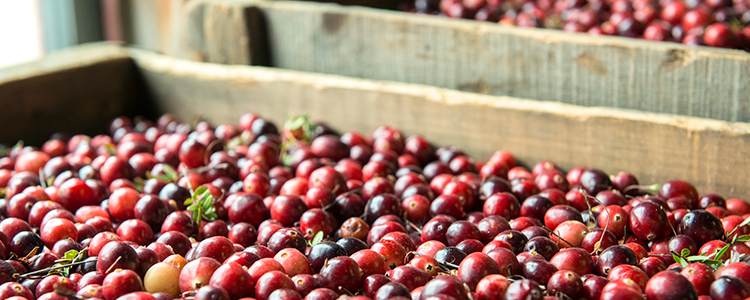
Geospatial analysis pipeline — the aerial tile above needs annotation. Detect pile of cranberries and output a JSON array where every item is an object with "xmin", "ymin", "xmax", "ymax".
[
  {"xmin": 0, "ymin": 112, "xmax": 749, "ymax": 300},
  {"xmin": 398, "ymin": 0, "xmax": 750, "ymax": 50}
]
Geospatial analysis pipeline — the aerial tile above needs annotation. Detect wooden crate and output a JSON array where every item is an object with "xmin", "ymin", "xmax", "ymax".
[
  {"xmin": 172, "ymin": 0, "xmax": 750, "ymax": 123},
  {"xmin": 1, "ymin": 43, "xmax": 750, "ymax": 200}
]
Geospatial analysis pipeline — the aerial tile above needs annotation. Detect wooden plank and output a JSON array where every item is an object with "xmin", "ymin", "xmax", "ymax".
[
  {"xmin": 130, "ymin": 48, "xmax": 750, "ymax": 200},
  {"xmin": 177, "ymin": 0, "xmax": 750, "ymax": 123},
  {"xmin": 0, "ymin": 43, "xmax": 149, "ymax": 145}
]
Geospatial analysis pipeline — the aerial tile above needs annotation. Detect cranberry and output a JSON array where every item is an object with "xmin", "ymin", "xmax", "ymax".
[
  {"xmin": 711, "ymin": 276, "xmax": 750, "ymax": 300},
  {"xmin": 504, "ymin": 279, "xmax": 543, "ymax": 300},
  {"xmin": 630, "ymin": 201, "xmax": 670, "ymax": 241},
  {"xmin": 97, "ymin": 241, "xmax": 138, "ymax": 274},
  {"xmin": 598, "ymin": 245, "xmax": 638, "ymax": 275},
  {"xmin": 419, "ymin": 275, "xmax": 471, "ymax": 300},
  {"xmin": 194, "ymin": 285, "xmax": 230, "ymax": 300},
  {"xmin": 102, "ymin": 269, "xmax": 143, "ymax": 300},
  {"xmin": 229, "ymin": 193, "xmax": 269, "ymax": 227},
  {"xmin": 547, "ymin": 270, "xmax": 584, "ymax": 299},
  {"xmin": 549, "ymin": 248, "xmax": 595, "ymax": 276},
  {"xmin": 318, "ymin": 256, "xmax": 362, "ymax": 293},
  {"xmin": 680, "ymin": 210, "xmax": 724, "ymax": 246},
  {"xmin": 209, "ymin": 262, "xmax": 254, "ymax": 299}
]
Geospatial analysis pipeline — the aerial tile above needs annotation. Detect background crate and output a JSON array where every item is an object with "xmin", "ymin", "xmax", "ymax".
[
  {"xmin": 164, "ymin": 0, "xmax": 750, "ymax": 124},
  {"xmin": 1, "ymin": 44, "xmax": 750, "ymax": 200}
]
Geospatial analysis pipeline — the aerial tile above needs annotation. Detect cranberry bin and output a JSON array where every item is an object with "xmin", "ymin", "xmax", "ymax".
[{"xmin": 0, "ymin": 43, "xmax": 748, "ymax": 201}]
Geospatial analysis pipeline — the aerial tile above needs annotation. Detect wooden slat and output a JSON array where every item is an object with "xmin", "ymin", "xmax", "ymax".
[
  {"xmin": 0, "ymin": 43, "xmax": 149, "ymax": 145},
  {"xmin": 130, "ymin": 48, "xmax": 750, "ymax": 200},
  {"xmin": 176, "ymin": 0, "xmax": 750, "ymax": 123}
]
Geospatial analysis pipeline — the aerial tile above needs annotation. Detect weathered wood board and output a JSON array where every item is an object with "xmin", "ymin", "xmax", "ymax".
[
  {"xmin": 0, "ymin": 44, "xmax": 150, "ymax": 146},
  {"xmin": 2, "ymin": 44, "xmax": 750, "ymax": 199},
  {"xmin": 129, "ymin": 48, "xmax": 750, "ymax": 200},
  {"xmin": 177, "ymin": 0, "xmax": 750, "ymax": 123}
]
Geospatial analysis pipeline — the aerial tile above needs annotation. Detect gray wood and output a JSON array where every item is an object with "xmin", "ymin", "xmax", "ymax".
[
  {"xmin": 177, "ymin": 0, "xmax": 750, "ymax": 123},
  {"xmin": 5, "ymin": 43, "xmax": 750, "ymax": 200},
  {"xmin": 130, "ymin": 48, "xmax": 750, "ymax": 200}
]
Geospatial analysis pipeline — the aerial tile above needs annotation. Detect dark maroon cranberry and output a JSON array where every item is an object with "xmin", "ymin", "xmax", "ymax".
[
  {"xmin": 579, "ymin": 169, "xmax": 612, "ymax": 196},
  {"xmin": 521, "ymin": 226, "xmax": 549, "ymax": 240},
  {"xmin": 420, "ymin": 215, "xmax": 455, "ymax": 244},
  {"xmin": 445, "ymin": 221, "xmax": 481, "ymax": 246},
  {"xmin": 10, "ymin": 231, "xmax": 44, "ymax": 257},
  {"xmin": 597, "ymin": 245, "xmax": 638, "ymax": 276},
  {"xmin": 456, "ymin": 239, "xmax": 484, "ymax": 254},
  {"xmin": 365, "ymin": 193, "xmax": 402, "ymax": 224},
  {"xmin": 521, "ymin": 260, "xmax": 558, "ymax": 285},
  {"xmin": 228, "ymin": 222, "xmax": 258, "ymax": 248},
  {"xmin": 679, "ymin": 210, "xmax": 725, "ymax": 246},
  {"xmin": 520, "ymin": 196, "xmax": 554, "ymax": 221},
  {"xmin": 97, "ymin": 241, "xmax": 138, "ymax": 274},
  {"xmin": 156, "ymin": 231, "xmax": 191, "ymax": 257},
  {"xmin": 318, "ymin": 256, "xmax": 362, "ymax": 293},
  {"xmin": 307, "ymin": 242, "xmax": 347, "ymax": 273},
  {"xmin": 480, "ymin": 178, "xmax": 512, "ymax": 199},
  {"xmin": 362, "ymin": 274, "xmax": 391, "ymax": 298},
  {"xmin": 419, "ymin": 275, "xmax": 471, "ymax": 300},
  {"xmin": 547, "ymin": 270, "xmax": 584, "ymax": 299},
  {"xmin": 494, "ymin": 230, "xmax": 528, "ymax": 254},
  {"xmin": 267, "ymin": 228, "xmax": 307, "ymax": 254},
  {"xmin": 524, "ymin": 237, "xmax": 559, "ymax": 260},
  {"xmin": 711, "ymin": 276, "xmax": 750, "ymax": 300},
  {"xmin": 194, "ymin": 285, "xmax": 230, "ymax": 300},
  {"xmin": 336, "ymin": 237, "xmax": 368, "ymax": 256},
  {"xmin": 511, "ymin": 180, "xmax": 538, "ymax": 201},
  {"xmin": 434, "ymin": 246, "xmax": 468, "ymax": 265},
  {"xmin": 328, "ymin": 193, "xmax": 366, "ymax": 223},
  {"xmin": 134, "ymin": 195, "xmax": 167, "ymax": 230}
]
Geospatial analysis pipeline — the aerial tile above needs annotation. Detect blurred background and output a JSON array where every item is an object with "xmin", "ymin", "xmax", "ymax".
[{"xmin": 0, "ymin": 0, "xmax": 189, "ymax": 68}]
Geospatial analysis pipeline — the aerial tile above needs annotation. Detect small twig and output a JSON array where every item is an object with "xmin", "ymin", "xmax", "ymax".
[
  {"xmin": 105, "ymin": 256, "xmax": 122, "ymax": 274},
  {"xmin": 543, "ymin": 226, "xmax": 575, "ymax": 248},
  {"xmin": 15, "ymin": 259, "xmax": 94, "ymax": 279}
]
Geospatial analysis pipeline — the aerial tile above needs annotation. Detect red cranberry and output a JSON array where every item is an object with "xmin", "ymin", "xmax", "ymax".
[
  {"xmin": 209, "ymin": 262, "xmax": 254, "ymax": 299},
  {"xmin": 419, "ymin": 275, "xmax": 471, "ymax": 300},
  {"xmin": 630, "ymin": 201, "xmax": 670, "ymax": 241},
  {"xmin": 102, "ymin": 269, "xmax": 143, "ymax": 300}
]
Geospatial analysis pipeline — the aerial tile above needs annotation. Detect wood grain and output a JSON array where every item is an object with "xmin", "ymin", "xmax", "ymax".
[
  {"xmin": 130, "ymin": 48, "xmax": 750, "ymax": 200},
  {"xmin": 177, "ymin": 0, "xmax": 750, "ymax": 123},
  {"xmin": 0, "ymin": 44, "xmax": 149, "ymax": 145}
]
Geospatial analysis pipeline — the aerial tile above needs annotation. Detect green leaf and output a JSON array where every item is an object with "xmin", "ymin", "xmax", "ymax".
[
  {"xmin": 735, "ymin": 235, "xmax": 750, "ymax": 243},
  {"xmin": 194, "ymin": 186, "xmax": 208, "ymax": 196},
  {"xmin": 63, "ymin": 249, "xmax": 78, "ymax": 261},
  {"xmin": 163, "ymin": 165, "xmax": 178, "ymax": 181},
  {"xmin": 311, "ymin": 231, "xmax": 324, "ymax": 246},
  {"xmin": 681, "ymin": 248, "xmax": 691, "ymax": 257},
  {"xmin": 686, "ymin": 256, "xmax": 713, "ymax": 261},
  {"xmin": 671, "ymin": 251, "xmax": 688, "ymax": 267},
  {"xmin": 740, "ymin": 216, "xmax": 750, "ymax": 228},
  {"xmin": 714, "ymin": 245, "xmax": 730, "ymax": 261},
  {"xmin": 184, "ymin": 198, "xmax": 193, "ymax": 206},
  {"xmin": 200, "ymin": 195, "xmax": 213, "ymax": 211}
]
